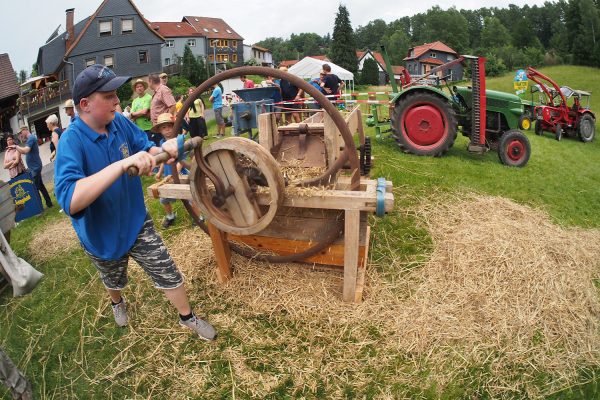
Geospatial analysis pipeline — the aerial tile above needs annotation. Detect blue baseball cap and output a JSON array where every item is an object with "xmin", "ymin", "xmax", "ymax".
[{"xmin": 72, "ymin": 64, "xmax": 131, "ymax": 105}]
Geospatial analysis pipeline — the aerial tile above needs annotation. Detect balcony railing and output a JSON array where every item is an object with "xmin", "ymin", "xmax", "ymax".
[{"xmin": 18, "ymin": 80, "xmax": 71, "ymax": 115}]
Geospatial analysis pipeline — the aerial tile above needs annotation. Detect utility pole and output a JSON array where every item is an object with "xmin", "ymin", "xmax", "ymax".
[{"xmin": 212, "ymin": 39, "xmax": 219, "ymax": 76}]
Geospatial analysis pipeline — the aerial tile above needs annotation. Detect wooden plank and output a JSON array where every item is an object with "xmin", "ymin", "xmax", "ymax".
[
  {"xmin": 354, "ymin": 224, "xmax": 370, "ymax": 303},
  {"xmin": 254, "ymin": 213, "xmax": 369, "ymax": 245},
  {"xmin": 277, "ymin": 123, "xmax": 324, "ymax": 132},
  {"xmin": 343, "ymin": 209, "xmax": 360, "ymax": 302},
  {"xmin": 227, "ymin": 228, "xmax": 368, "ymax": 267},
  {"xmin": 151, "ymin": 182, "xmax": 394, "ymax": 212},
  {"xmin": 206, "ymin": 151, "xmax": 247, "ymax": 227},
  {"xmin": 207, "ymin": 222, "xmax": 232, "ymax": 283},
  {"xmin": 216, "ymin": 150, "xmax": 260, "ymax": 226},
  {"xmin": 323, "ymin": 113, "xmax": 339, "ymax": 168},
  {"xmin": 258, "ymin": 113, "xmax": 274, "ymax": 151},
  {"xmin": 271, "ymin": 113, "xmax": 280, "ymax": 149}
]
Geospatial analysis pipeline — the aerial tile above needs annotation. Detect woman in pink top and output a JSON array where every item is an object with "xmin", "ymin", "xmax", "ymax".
[{"xmin": 3, "ymin": 135, "xmax": 25, "ymax": 178}]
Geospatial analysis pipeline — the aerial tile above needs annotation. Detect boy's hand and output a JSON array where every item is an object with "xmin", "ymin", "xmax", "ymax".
[
  {"xmin": 122, "ymin": 151, "xmax": 155, "ymax": 176},
  {"xmin": 155, "ymin": 171, "xmax": 162, "ymax": 180},
  {"xmin": 160, "ymin": 137, "xmax": 179, "ymax": 165}
]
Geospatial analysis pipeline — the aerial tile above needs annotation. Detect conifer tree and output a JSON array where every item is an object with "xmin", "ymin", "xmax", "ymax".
[{"xmin": 330, "ymin": 5, "xmax": 358, "ymax": 75}]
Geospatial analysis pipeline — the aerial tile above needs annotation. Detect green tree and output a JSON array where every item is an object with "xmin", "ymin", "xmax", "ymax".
[
  {"xmin": 18, "ymin": 70, "xmax": 27, "ymax": 84},
  {"xmin": 360, "ymin": 57, "xmax": 379, "ymax": 85},
  {"xmin": 30, "ymin": 63, "xmax": 38, "ymax": 77},
  {"xmin": 167, "ymin": 75, "xmax": 193, "ymax": 97},
  {"xmin": 481, "ymin": 17, "xmax": 511, "ymax": 49},
  {"xmin": 422, "ymin": 7, "xmax": 470, "ymax": 53},
  {"xmin": 181, "ymin": 45, "xmax": 202, "ymax": 85},
  {"xmin": 116, "ymin": 82, "xmax": 133, "ymax": 106},
  {"xmin": 567, "ymin": 0, "xmax": 600, "ymax": 66},
  {"xmin": 355, "ymin": 19, "xmax": 388, "ymax": 50},
  {"xmin": 383, "ymin": 30, "xmax": 411, "ymax": 65},
  {"xmin": 330, "ymin": 5, "xmax": 358, "ymax": 75}
]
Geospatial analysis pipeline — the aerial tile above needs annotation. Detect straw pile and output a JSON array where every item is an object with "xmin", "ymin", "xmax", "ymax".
[
  {"xmin": 28, "ymin": 217, "xmax": 78, "ymax": 262},
  {"xmin": 57, "ymin": 193, "xmax": 600, "ymax": 398}
]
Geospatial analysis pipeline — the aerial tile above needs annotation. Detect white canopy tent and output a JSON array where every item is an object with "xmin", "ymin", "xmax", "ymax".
[{"xmin": 288, "ymin": 57, "xmax": 355, "ymax": 92}]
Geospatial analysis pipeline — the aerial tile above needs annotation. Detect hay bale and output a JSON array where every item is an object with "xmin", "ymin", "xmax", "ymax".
[
  {"xmin": 86, "ymin": 193, "xmax": 600, "ymax": 398},
  {"xmin": 28, "ymin": 217, "xmax": 79, "ymax": 262}
]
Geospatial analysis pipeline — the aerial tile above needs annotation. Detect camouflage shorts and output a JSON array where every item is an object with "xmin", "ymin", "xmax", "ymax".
[{"xmin": 84, "ymin": 214, "xmax": 184, "ymax": 290}]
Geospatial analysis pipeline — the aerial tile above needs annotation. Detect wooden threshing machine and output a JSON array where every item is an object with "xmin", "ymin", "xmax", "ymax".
[{"xmin": 145, "ymin": 67, "xmax": 394, "ymax": 302}]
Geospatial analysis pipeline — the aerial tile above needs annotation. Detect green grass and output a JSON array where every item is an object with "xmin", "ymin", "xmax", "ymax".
[{"xmin": 1, "ymin": 65, "xmax": 600, "ymax": 399}]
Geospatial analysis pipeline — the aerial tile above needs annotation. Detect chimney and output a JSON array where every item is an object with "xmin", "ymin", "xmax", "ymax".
[{"xmin": 65, "ymin": 8, "xmax": 75, "ymax": 50}]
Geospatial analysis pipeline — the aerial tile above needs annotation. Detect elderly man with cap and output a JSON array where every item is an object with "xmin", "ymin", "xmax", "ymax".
[
  {"xmin": 148, "ymin": 73, "xmax": 176, "ymax": 146},
  {"xmin": 129, "ymin": 79, "xmax": 153, "ymax": 142},
  {"xmin": 53, "ymin": 64, "xmax": 217, "ymax": 341},
  {"xmin": 64, "ymin": 99, "xmax": 76, "ymax": 123},
  {"xmin": 159, "ymin": 72, "xmax": 168, "ymax": 86},
  {"xmin": 12, "ymin": 125, "xmax": 53, "ymax": 208}
]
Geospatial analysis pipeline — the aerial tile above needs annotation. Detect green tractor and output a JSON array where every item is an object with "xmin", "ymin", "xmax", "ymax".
[{"xmin": 384, "ymin": 51, "xmax": 531, "ymax": 167}]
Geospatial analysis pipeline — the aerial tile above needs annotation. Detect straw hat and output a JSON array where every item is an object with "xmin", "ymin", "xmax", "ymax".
[
  {"xmin": 64, "ymin": 99, "xmax": 75, "ymax": 108},
  {"xmin": 132, "ymin": 78, "xmax": 148, "ymax": 90},
  {"xmin": 151, "ymin": 113, "xmax": 175, "ymax": 133},
  {"xmin": 159, "ymin": 72, "xmax": 168, "ymax": 78}
]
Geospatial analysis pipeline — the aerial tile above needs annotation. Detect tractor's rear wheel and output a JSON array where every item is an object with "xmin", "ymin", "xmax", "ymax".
[
  {"xmin": 519, "ymin": 114, "xmax": 532, "ymax": 130},
  {"xmin": 555, "ymin": 124, "xmax": 563, "ymax": 141},
  {"xmin": 498, "ymin": 130, "xmax": 531, "ymax": 167},
  {"xmin": 391, "ymin": 92, "xmax": 457, "ymax": 156},
  {"xmin": 578, "ymin": 114, "xmax": 596, "ymax": 142}
]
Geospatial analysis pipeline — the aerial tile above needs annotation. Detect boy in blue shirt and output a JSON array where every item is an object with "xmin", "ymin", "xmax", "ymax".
[{"xmin": 54, "ymin": 64, "xmax": 216, "ymax": 341}]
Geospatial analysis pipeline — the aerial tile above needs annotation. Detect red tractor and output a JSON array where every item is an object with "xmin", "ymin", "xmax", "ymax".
[{"xmin": 526, "ymin": 67, "xmax": 596, "ymax": 142}]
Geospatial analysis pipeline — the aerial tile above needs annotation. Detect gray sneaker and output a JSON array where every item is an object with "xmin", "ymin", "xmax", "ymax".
[
  {"xmin": 179, "ymin": 315, "xmax": 217, "ymax": 341},
  {"xmin": 111, "ymin": 299, "xmax": 128, "ymax": 327}
]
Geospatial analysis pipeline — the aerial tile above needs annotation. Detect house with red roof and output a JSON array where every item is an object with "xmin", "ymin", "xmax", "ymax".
[
  {"xmin": 357, "ymin": 50, "xmax": 406, "ymax": 86},
  {"xmin": 183, "ymin": 16, "xmax": 244, "ymax": 69},
  {"xmin": 403, "ymin": 41, "xmax": 462, "ymax": 81},
  {"xmin": 151, "ymin": 16, "xmax": 244, "ymax": 73}
]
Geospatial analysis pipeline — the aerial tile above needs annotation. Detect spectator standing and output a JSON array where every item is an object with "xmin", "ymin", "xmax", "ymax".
[
  {"xmin": 209, "ymin": 84, "xmax": 225, "ymax": 138},
  {"xmin": 187, "ymin": 87, "xmax": 207, "ymax": 138},
  {"xmin": 321, "ymin": 63, "xmax": 345, "ymax": 98},
  {"xmin": 148, "ymin": 73, "xmax": 176, "ymax": 146},
  {"xmin": 240, "ymin": 75, "xmax": 255, "ymax": 89},
  {"xmin": 3, "ymin": 135, "xmax": 25, "ymax": 178},
  {"xmin": 159, "ymin": 72, "xmax": 168, "ymax": 86},
  {"xmin": 13, "ymin": 126, "xmax": 53, "ymax": 208},
  {"xmin": 46, "ymin": 114, "xmax": 62, "ymax": 161},
  {"xmin": 64, "ymin": 99, "xmax": 76, "ymax": 123},
  {"xmin": 130, "ymin": 79, "xmax": 153, "ymax": 142},
  {"xmin": 278, "ymin": 67, "xmax": 303, "ymax": 123},
  {"xmin": 54, "ymin": 64, "xmax": 216, "ymax": 340}
]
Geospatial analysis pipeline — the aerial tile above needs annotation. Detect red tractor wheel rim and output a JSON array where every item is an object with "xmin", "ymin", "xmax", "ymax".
[
  {"xmin": 506, "ymin": 139, "xmax": 525, "ymax": 161},
  {"xmin": 402, "ymin": 103, "xmax": 447, "ymax": 147}
]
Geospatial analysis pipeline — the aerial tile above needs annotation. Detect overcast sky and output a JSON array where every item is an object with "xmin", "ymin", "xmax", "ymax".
[{"xmin": 1, "ymin": 0, "xmax": 550, "ymax": 73}]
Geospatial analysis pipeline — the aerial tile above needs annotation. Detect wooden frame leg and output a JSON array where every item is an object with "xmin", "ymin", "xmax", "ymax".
[
  {"xmin": 343, "ymin": 209, "xmax": 360, "ymax": 302},
  {"xmin": 207, "ymin": 222, "xmax": 232, "ymax": 283}
]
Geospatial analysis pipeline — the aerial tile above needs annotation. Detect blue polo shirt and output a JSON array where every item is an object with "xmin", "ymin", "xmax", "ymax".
[
  {"xmin": 25, "ymin": 134, "xmax": 43, "ymax": 172},
  {"xmin": 54, "ymin": 112, "xmax": 154, "ymax": 260},
  {"xmin": 211, "ymin": 86, "xmax": 223, "ymax": 109}
]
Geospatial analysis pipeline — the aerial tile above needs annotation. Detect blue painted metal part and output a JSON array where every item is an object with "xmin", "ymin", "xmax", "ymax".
[{"xmin": 376, "ymin": 177, "xmax": 386, "ymax": 217}]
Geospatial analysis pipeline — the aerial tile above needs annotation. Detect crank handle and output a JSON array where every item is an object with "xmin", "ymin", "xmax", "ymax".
[{"xmin": 127, "ymin": 137, "xmax": 203, "ymax": 176}]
